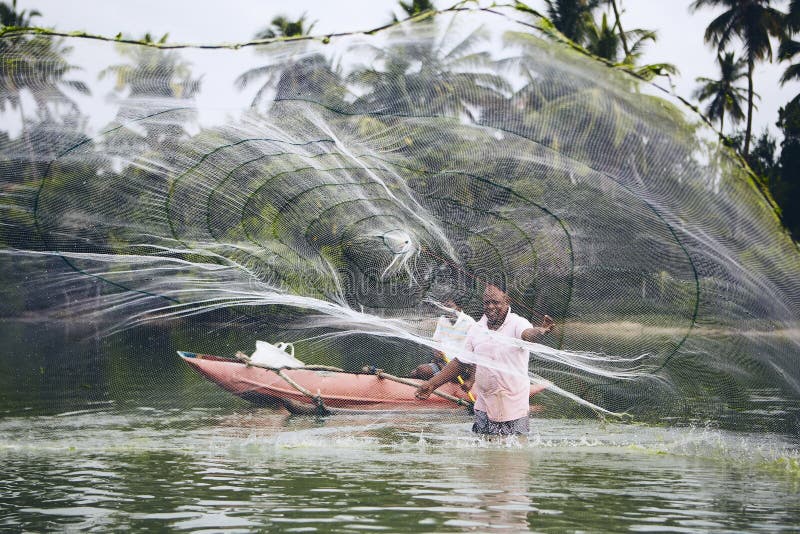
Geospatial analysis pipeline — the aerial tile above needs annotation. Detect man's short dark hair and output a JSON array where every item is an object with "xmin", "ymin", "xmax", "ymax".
[{"xmin": 483, "ymin": 277, "xmax": 507, "ymax": 293}]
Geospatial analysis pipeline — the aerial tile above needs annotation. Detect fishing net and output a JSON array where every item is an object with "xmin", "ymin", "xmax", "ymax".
[{"xmin": 1, "ymin": 7, "xmax": 799, "ymax": 431}]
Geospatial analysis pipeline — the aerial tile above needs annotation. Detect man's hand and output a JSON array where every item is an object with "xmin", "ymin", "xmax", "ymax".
[
  {"xmin": 415, "ymin": 381, "xmax": 434, "ymax": 400},
  {"xmin": 521, "ymin": 315, "xmax": 556, "ymax": 342}
]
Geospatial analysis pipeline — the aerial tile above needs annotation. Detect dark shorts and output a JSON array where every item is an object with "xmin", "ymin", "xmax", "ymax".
[{"xmin": 472, "ymin": 409, "xmax": 529, "ymax": 436}]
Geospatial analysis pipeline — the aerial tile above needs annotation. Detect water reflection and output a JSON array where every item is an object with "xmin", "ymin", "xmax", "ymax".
[
  {"xmin": 449, "ymin": 449, "xmax": 537, "ymax": 530},
  {"xmin": 1, "ymin": 408, "xmax": 798, "ymax": 532}
]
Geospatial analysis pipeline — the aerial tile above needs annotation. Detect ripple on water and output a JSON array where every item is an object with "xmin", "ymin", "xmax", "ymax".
[{"xmin": 0, "ymin": 410, "xmax": 798, "ymax": 532}]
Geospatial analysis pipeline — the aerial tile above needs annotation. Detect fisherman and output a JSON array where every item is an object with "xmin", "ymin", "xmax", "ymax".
[{"xmin": 415, "ymin": 281, "xmax": 554, "ymax": 435}]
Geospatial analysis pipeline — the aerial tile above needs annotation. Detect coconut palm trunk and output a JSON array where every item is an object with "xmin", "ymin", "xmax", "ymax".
[
  {"xmin": 745, "ymin": 56, "xmax": 755, "ymax": 156},
  {"xmin": 608, "ymin": 0, "xmax": 630, "ymax": 58}
]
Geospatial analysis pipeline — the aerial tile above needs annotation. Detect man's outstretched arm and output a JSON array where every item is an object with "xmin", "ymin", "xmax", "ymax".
[{"xmin": 521, "ymin": 314, "xmax": 555, "ymax": 343}]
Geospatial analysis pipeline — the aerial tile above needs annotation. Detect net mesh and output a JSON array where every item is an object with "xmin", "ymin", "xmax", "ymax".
[{"xmin": 1, "ymin": 7, "xmax": 799, "ymax": 429}]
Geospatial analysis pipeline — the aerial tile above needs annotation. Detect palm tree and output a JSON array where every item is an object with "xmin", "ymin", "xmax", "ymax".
[
  {"xmin": 585, "ymin": 12, "xmax": 621, "ymax": 61},
  {"xmin": 236, "ymin": 14, "xmax": 326, "ymax": 109},
  {"xmin": 22, "ymin": 37, "xmax": 90, "ymax": 118},
  {"xmin": 0, "ymin": 2, "xmax": 89, "ymax": 120},
  {"xmin": 778, "ymin": 0, "xmax": 800, "ymax": 84},
  {"xmin": 543, "ymin": 6, "xmax": 674, "ymax": 80},
  {"xmin": 775, "ymin": 94, "xmax": 800, "ymax": 241},
  {"xmin": 347, "ymin": 23, "xmax": 511, "ymax": 120},
  {"xmin": 690, "ymin": 0, "xmax": 786, "ymax": 157},
  {"xmin": 98, "ymin": 45, "xmax": 200, "ymax": 99},
  {"xmin": 694, "ymin": 52, "xmax": 749, "ymax": 133},
  {"xmin": 0, "ymin": 1, "xmax": 90, "ymax": 184},
  {"xmin": 0, "ymin": 0, "xmax": 38, "ymax": 28},
  {"xmin": 396, "ymin": 0, "xmax": 435, "ymax": 19},
  {"xmin": 254, "ymin": 13, "xmax": 315, "ymax": 40},
  {"xmin": 544, "ymin": 0, "xmax": 600, "ymax": 43},
  {"xmin": 99, "ymin": 38, "xmax": 201, "ymax": 150},
  {"xmin": 584, "ymin": 13, "xmax": 666, "ymax": 68},
  {"xmin": 99, "ymin": 41, "xmax": 201, "ymax": 101},
  {"xmin": 591, "ymin": 1, "xmax": 663, "ymax": 70}
]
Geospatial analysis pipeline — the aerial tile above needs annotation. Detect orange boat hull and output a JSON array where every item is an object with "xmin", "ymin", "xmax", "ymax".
[{"xmin": 180, "ymin": 352, "xmax": 546, "ymax": 411}]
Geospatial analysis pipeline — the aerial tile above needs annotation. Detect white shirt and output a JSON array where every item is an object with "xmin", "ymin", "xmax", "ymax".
[{"xmin": 462, "ymin": 308, "xmax": 532, "ymax": 422}]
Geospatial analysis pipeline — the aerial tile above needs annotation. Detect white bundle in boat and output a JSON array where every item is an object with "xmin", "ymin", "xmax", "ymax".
[
  {"xmin": 432, "ymin": 312, "xmax": 475, "ymax": 352},
  {"xmin": 250, "ymin": 340, "xmax": 305, "ymax": 369}
]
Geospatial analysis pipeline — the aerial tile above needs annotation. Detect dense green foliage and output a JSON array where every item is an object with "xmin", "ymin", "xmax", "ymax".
[{"xmin": 775, "ymin": 96, "xmax": 800, "ymax": 239}]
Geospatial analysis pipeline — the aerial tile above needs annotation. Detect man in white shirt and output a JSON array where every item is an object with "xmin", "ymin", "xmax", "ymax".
[{"xmin": 415, "ymin": 283, "xmax": 554, "ymax": 435}]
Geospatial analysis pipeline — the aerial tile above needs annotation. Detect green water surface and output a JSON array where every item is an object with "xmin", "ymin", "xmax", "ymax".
[{"xmin": 1, "ymin": 320, "xmax": 798, "ymax": 532}]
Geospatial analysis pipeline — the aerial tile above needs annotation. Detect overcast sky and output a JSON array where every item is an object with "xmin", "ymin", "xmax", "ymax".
[{"xmin": 14, "ymin": 0, "xmax": 799, "ymax": 141}]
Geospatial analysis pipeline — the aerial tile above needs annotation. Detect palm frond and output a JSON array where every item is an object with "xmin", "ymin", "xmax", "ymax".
[
  {"xmin": 780, "ymin": 62, "xmax": 800, "ymax": 84},
  {"xmin": 633, "ymin": 62, "xmax": 678, "ymax": 80},
  {"xmin": 235, "ymin": 64, "xmax": 281, "ymax": 90},
  {"xmin": 61, "ymin": 79, "xmax": 90, "ymax": 95},
  {"xmin": 779, "ymin": 39, "xmax": 800, "ymax": 62},
  {"xmin": 443, "ymin": 26, "xmax": 488, "ymax": 62},
  {"xmin": 704, "ymin": 10, "xmax": 737, "ymax": 50}
]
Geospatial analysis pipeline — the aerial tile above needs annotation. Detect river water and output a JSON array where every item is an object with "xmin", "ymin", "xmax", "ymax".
[
  {"xmin": 1, "ymin": 409, "xmax": 799, "ymax": 532},
  {"xmin": 1, "ymin": 320, "xmax": 799, "ymax": 532}
]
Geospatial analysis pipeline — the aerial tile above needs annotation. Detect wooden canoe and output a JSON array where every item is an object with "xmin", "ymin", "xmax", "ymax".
[{"xmin": 179, "ymin": 351, "xmax": 546, "ymax": 413}]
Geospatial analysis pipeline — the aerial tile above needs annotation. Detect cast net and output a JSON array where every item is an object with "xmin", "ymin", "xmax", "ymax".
[{"xmin": 1, "ymin": 6, "xmax": 799, "ymax": 430}]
